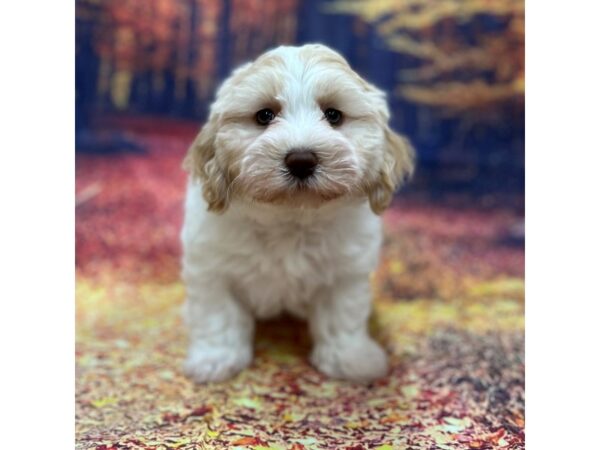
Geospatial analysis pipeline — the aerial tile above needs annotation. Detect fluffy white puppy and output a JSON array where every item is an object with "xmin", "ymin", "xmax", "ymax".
[{"xmin": 181, "ymin": 44, "xmax": 414, "ymax": 383}]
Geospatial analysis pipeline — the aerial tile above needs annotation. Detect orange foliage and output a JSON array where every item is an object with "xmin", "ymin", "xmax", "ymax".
[
  {"xmin": 327, "ymin": 0, "xmax": 524, "ymax": 112},
  {"xmin": 76, "ymin": 0, "xmax": 298, "ymax": 110}
]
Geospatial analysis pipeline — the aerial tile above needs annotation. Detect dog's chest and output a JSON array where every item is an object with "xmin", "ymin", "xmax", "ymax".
[{"xmin": 230, "ymin": 223, "xmax": 340, "ymax": 319}]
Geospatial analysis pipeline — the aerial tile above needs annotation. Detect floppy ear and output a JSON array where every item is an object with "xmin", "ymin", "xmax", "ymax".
[
  {"xmin": 367, "ymin": 127, "xmax": 415, "ymax": 215},
  {"xmin": 183, "ymin": 117, "xmax": 230, "ymax": 213}
]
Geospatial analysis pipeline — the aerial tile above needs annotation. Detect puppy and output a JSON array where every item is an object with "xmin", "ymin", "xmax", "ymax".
[{"xmin": 181, "ymin": 44, "xmax": 414, "ymax": 383}]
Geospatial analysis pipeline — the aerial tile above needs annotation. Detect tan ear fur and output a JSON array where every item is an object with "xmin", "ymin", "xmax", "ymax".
[
  {"xmin": 183, "ymin": 118, "xmax": 230, "ymax": 213},
  {"xmin": 367, "ymin": 128, "xmax": 416, "ymax": 215}
]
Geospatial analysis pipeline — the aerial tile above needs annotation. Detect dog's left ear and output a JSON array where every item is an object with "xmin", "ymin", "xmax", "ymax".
[
  {"xmin": 183, "ymin": 116, "xmax": 231, "ymax": 213},
  {"xmin": 367, "ymin": 127, "xmax": 415, "ymax": 215}
]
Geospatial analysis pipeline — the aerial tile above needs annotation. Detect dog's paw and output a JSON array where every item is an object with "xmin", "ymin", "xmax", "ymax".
[
  {"xmin": 310, "ymin": 335, "xmax": 388, "ymax": 383},
  {"xmin": 183, "ymin": 344, "xmax": 252, "ymax": 384}
]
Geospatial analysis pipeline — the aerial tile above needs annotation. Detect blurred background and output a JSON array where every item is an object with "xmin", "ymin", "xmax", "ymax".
[{"xmin": 76, "ymin": 0, "xmax": 524, "ymax": 204}]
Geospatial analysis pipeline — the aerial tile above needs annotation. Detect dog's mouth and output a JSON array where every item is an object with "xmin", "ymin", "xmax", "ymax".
[
  {"xmin": 235, "ymin": 157, "xmax": 360, "ymax": 207},
  {"xmin": 246, "ymin": 175, "xmax": 351, "ymax": 206},
  {"xmin": 291, "ymin": 182, "xmax": 346, "ymax": 201}
]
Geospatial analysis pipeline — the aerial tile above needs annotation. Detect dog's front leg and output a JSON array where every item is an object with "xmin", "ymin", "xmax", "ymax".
[
  {"xmin": 309, "ymin": 277, "xmax": 388, "ymax": 382},
  {"xmin": 182, "ymin": 279, "xmax": 254, "ymax": 383}
]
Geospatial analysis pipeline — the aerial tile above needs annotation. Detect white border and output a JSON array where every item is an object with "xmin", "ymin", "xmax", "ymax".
[
  {"xmin": 0, "ymin": 1, "xmax": 74, "ymax": 448},
  {"xmin": 527, "ymin": 0, "xmax": 600, "ymax": 448}
]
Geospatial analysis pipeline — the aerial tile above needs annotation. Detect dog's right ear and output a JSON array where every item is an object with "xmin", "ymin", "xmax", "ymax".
[
  {"xmin": 367, "ymin": 127, "xmax": 415, "ymax": 215},
  {"xmin": 183, "ymin": 116, "xmax": 230, "ymax": 213}
]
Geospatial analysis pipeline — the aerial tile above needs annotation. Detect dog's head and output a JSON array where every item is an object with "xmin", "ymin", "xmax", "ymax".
[{"xmin": 184, "ymin": 44, "xmax": 415, "ymax": 214}]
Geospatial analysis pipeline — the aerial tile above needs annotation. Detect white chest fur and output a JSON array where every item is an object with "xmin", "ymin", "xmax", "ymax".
[{"xmin": 181, "ymin": 182, "xmax": 382, "ymax": 319}]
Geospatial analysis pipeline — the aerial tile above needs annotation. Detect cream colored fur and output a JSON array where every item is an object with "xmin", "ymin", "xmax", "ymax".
[{"xmin": 181, "ymin": 44, "xmax": 414, "ymax": 383}]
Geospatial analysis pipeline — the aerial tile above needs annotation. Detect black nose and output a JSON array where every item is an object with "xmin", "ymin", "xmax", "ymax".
[{"xmin": 284, "ymin": 150, "xmax": 318, "ymax": 180}]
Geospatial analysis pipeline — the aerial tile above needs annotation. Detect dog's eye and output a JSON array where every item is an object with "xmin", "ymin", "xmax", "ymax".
[
  {"xmin": 324, "ymin": 108, "xmax": 343, "ymax": 126},
  {"xmin": 256, "ymin": 108, "xmax": 275, "ymax": 126}
]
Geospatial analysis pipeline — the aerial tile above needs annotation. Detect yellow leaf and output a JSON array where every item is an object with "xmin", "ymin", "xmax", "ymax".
[
  {"xmin": 401, "ymin": 384, "xmax": 420, "ymax": 398},
  {"xmin": 234, "ymin": 397, "xmax": 262, "ymax": 410},
  {"xmin": 389, "ymin": 261, "xmax": 405, "ymax": 274},
  {"xmin": 91, "ymin": 397, "xmax": 118, "ymax": 408}
]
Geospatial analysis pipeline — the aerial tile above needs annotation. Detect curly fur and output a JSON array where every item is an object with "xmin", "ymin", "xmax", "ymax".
[{"xmin": 181, "ymin": 44, "xmax": 414, "ymax": 383}]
